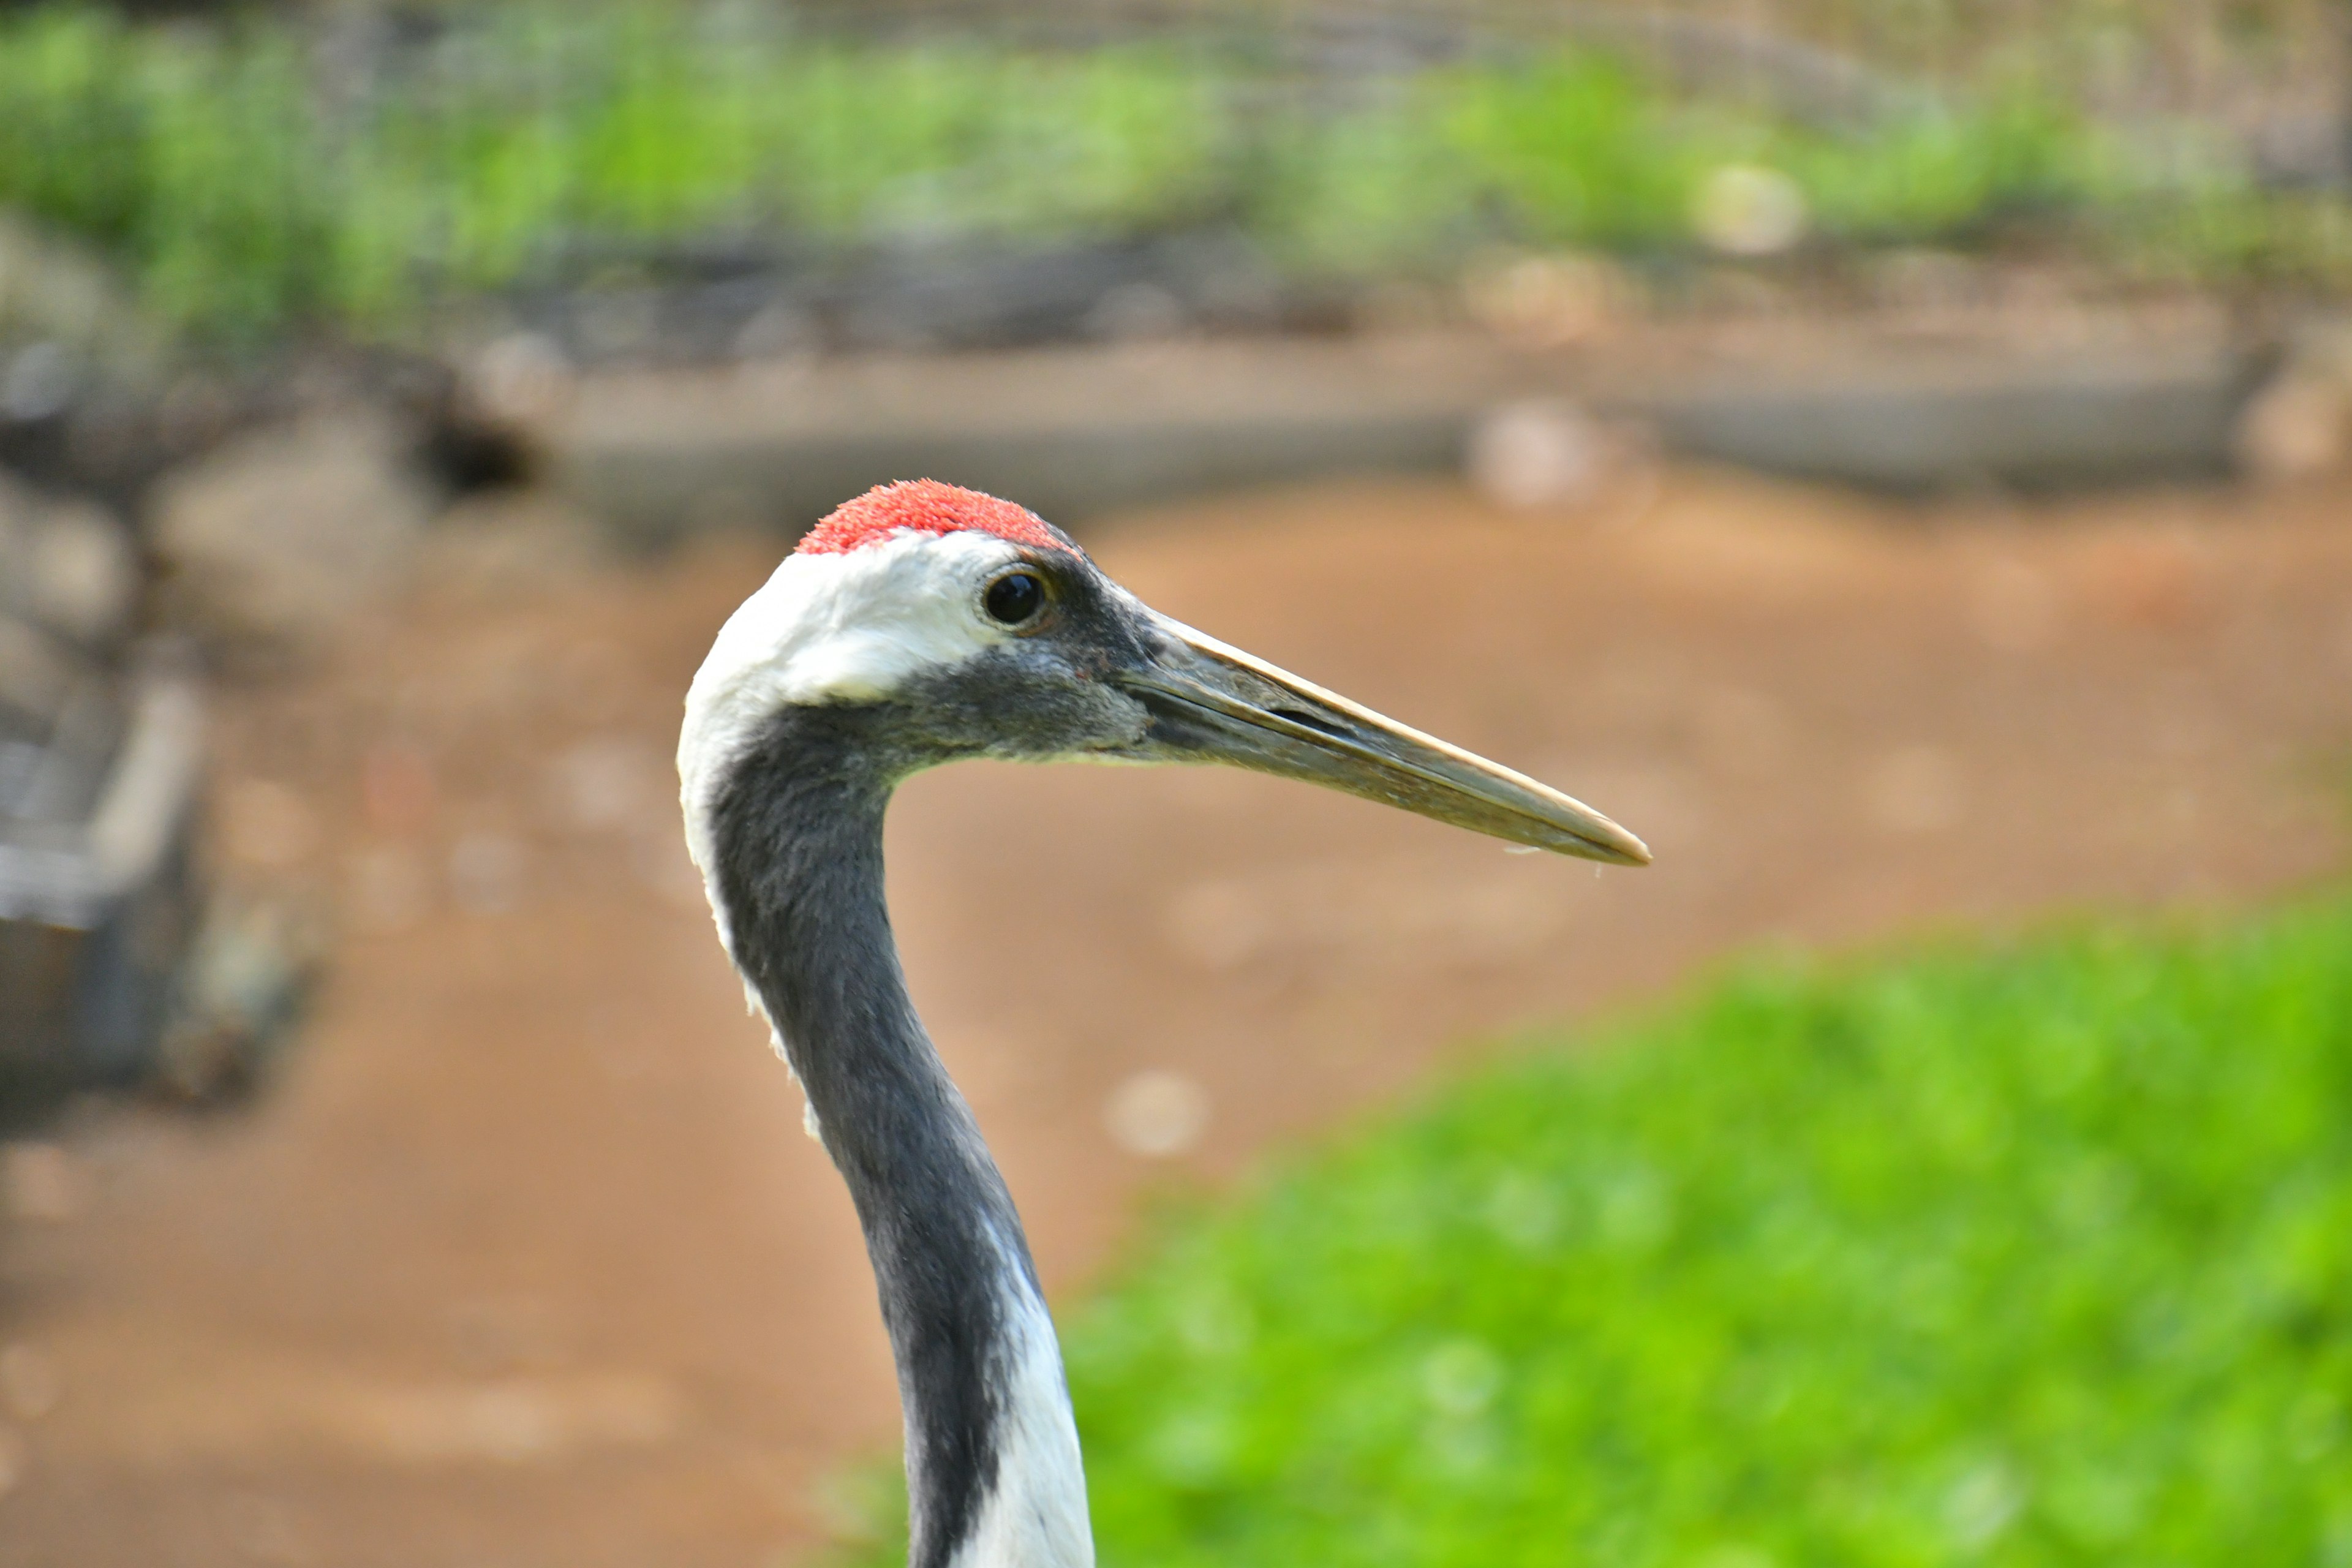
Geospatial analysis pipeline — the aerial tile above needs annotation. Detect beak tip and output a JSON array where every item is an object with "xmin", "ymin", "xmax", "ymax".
[
  {"xmin": 1564, "ymin": 813, "xmax": 1649, "ymax": 867},
  {"xmin": 1596, "ymin": 834, "xmax": 1652, "ymax": 867}
]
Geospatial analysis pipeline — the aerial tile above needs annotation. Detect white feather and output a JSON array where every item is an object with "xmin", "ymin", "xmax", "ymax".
[{"xmin": 956, "ymin": 1231, "xmax": 1094, "ymax": 1568}]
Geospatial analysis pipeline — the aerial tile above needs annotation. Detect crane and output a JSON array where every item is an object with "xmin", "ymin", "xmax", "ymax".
[{"xmin": 679, "ymin": 480, "xmax": 1648, "ymax": 1568}]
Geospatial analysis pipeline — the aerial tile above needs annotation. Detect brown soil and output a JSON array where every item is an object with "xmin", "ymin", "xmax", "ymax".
[{"xmin": 4, "ymin": 467, "xmax": 2351, "ymax": 1567}]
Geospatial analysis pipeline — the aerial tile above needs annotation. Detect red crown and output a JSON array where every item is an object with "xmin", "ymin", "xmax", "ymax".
[{"xmin": 797, "ymin": 480, "xmax": 1070, "ymax": 557}]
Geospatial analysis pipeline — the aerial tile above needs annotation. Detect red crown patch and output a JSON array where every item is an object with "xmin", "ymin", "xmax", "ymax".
[{"xmin": 797, "ymin": 480, "xmax": 1070, "ymax": 557}]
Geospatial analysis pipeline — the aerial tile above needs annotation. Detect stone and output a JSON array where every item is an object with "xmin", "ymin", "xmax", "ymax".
[
  {"xmin": 2236, "ymin": 315, "xmax": 2352, "ymax": 484},
  {"xmin": 1468, "ymin": 398, "xmax": 1610, "ymax": 508},
  {"xmin": 1102, "ymin": 1069, "xmax": 1211, "ymax": 1158},
  {"xmin": 1467, "ymin": 398, "xmax": 1654, "ymax": 512},
  {"xmin": 0, "ymin": 213, "xmax": 166, "ymax": 385},
  {"xmin": 0, "ymin": 469, "xmax": 138, "ymax": 647},
  {"xmin": 154, "ymin": 891, "xmax": 323, "ymax": 1100},
  {"xmin": 2235, "ymin": 371, "xmax": 2350, "ymax": 483},
  {"xmin": 150, "ymin": 409, "xmax": 434, "ymax": 652},
  {"xmin": 462, "ymin": 331, "xmax": 573, "ymax": 429}
]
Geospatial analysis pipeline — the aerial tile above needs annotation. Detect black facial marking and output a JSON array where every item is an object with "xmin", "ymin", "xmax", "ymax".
[{"xmin": 876, "ymin": 551, "xmax": 1163, "ymax": 764}]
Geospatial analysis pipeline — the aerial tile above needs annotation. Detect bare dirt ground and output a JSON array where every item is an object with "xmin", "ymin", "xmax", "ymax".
[{"xmin": 3, "ymin": 466, "xmax": 2350, "ymax": 1567}]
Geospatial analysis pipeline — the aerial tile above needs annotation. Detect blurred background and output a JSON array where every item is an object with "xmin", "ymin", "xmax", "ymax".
[{"xmin": 3, "ymin": 1, "xmax": 2352, "ymax": 1564}]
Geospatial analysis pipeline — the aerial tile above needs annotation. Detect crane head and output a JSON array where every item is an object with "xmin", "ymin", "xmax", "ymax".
[{"xmin": 680, "ymin": 480, "xmax": 1648, "ymax": 873}]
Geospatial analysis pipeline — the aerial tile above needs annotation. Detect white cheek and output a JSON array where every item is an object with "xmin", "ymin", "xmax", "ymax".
[
  {"xmin": 790, "ymin": 624, "xmax": 969, "ymax": 702},
  {"xmin": 762, "ymin": 532, "xmax": 1013, "ymax": 703},
  {"xmin": 676, "ymin": 530, "xmax": 1018, "ymax": 909}
]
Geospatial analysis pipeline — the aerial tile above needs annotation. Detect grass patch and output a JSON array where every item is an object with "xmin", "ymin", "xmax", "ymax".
[
  {"xmin": 837, "ymin": 893, "xmax": 2352, "ymax": 1566},
  {"xmin": 0, "ymin": 6, "xmax": 1235, "ymax": 338},
  {"xmin": 2, "ymin": 4, "xmax": 2337, "ymax": 344}
]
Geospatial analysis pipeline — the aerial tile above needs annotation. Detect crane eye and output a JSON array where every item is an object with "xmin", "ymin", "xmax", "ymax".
[{"xmin": 984, "ymin": 570, "xmax": 1046, "ymax": 626}]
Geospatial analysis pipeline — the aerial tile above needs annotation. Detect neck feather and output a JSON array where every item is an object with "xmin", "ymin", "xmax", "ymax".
[{"xmin": 706, "ymin": 704, "xmax": 1091, "ymax": 1568}]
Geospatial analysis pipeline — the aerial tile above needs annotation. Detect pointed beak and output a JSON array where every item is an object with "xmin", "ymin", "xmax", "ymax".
[{"xmin": 1115, "ymin": 614, "xmax": 1650, "ymax": 866}]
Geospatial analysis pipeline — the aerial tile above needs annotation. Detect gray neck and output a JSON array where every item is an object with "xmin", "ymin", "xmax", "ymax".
[{"xmin": 708, "ymin": 705, "xmax": 1090, "ymax": 1568}]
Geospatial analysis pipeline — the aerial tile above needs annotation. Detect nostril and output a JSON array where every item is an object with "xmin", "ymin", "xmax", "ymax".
[{"xmin": 1269, "ymin": 706, "xmax": 1354, "ymax": 741}]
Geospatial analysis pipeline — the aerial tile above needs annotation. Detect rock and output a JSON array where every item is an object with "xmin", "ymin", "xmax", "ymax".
[
  {"xmin": 1102, "ymin": 1069, "xmax": 1211, "ymax": 1158},
  {"xmin": 1468, "ymin": 398, "xmax": 1653, "ymax": 511},
  {"xmin": 0, "ymin": 218, "xmax": 187, "ymax": 501},
  {"xmin": 2236, "ymin": 320, "xmax": 2352, "ymax": 484},
  {"xmin": 150, "ymin": 409, "xmax": 434, "ymax": 652},
  {"xmin": 0, "ymin": 212, "xmax": 167, "ymax": 385},
  {"xmin": 154, "ymin": 891, "xmax": 323, "ymax": 1101},
  {"xmin": 1, "ymin": 341, "xmax": 77, "ymax": 421},
  {"xmin": 2230, "ymin": 317, "xmax": 2352, "ymax": 484},
  {"xmin": 462, "ymin": 332, "xmax": 574, "ymax": 430},
  {"xmin": 2235, "ymin": 371, "xmax": 2351, "ymax": 483},
  {"xmin": 0, "ymin": 469, "xmax": 138, "ymax": 647}
]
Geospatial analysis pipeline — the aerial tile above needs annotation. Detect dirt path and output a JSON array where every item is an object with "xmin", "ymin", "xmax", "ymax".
[{"xmin": 4, "ymin": 469, "xmax": 2350, "ymax": 1567}]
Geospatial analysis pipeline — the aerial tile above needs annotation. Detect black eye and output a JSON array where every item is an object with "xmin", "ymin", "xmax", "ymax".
[{"xmin": 984, "ymin": 570, "xmax": 1046, "ymax": 625}]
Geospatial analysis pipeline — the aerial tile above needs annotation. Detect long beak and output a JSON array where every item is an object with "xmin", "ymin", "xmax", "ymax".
[{"xmin": 1117, "ymin": 616, "xmax": 1650, "ymax": 866}]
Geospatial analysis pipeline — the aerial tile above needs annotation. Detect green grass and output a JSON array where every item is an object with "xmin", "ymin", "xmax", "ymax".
[
  {"xmin": 835, "ymin": 892, "xmax": 2352, "ymax": 1567},
  {"xmin": 1, "ymin": 4, "xmax": 2334, "ymax": 345},
  {"xmin": 0, "ymin": 6, "xmax": 1237, "ymax": 337}
]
